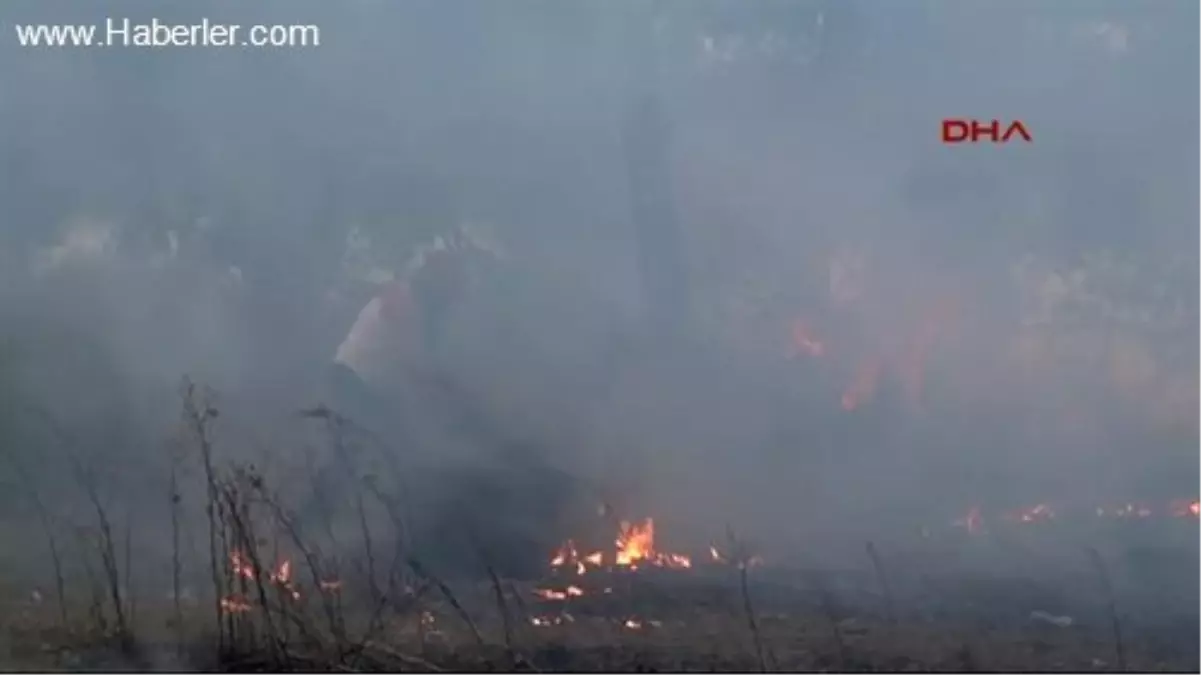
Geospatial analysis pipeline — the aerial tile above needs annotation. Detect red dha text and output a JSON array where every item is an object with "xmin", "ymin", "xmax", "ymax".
[{"xmin": 941, "ymin": 119, "xmax": 1032, "ymax": 144}]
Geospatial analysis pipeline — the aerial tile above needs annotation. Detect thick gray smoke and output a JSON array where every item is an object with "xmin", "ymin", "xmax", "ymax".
[{"xmin": 0, "ymin": 0, "xmax": 1195, "ymax": 595}]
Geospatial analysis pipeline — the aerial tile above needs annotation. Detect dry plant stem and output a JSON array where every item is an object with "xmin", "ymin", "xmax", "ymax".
[
  {"xmin": 26, "ymin": 403, "xmax": 130, "ymax": 647},
  {"xmin": 124, "ymin": 514, "xmax": 135, "ymax": 627},
  {"xmin": 0, "ymin": 446, "xmax": 69, "ymax": 628},
  {"xmin": 345, "ymin": 545, "xmax": 414, "ymax": 671},
  {"xmin": 266, "ymin": 527, "xmax": 298, "ymax": 650},
  {"xmin": 76, "ymin": 529, "xmax": 108, "ymax": 633},
  {"xmin": 727, "ymin": 527, "xmax": 768, "ymax": 673},
  {"xmin": 361, "ymin": 474, "xmax": 421, "ymax": 627},
  {"xmin": 343, "ymin": 585, "xmax": 395, "ymax": 668},
  {"xmin": 169, "ymin": 462, "xmax": 183, "ymax": 653},
  {"xmin": 739, "ymin": 564, "xmax": 771, "ymax": 673},
  {"xmin": 327, "ymin": 416, "xmax": 382, "ymax": 601},
  {"xmin": 323, "ymin": 407, "xmax": 415, "ymax": 552},
  {"xmin": 263, "ymin": 496, "xmax": 346, "ymax": 648},
  {"xmin": 217, "ymin": 499, "xmax": 238, "ymax": 648},
  {"xmin": 815, "ymin": 577, "xmax": 849, "ymax": 671},
  {"xmin": 865, "ymin": 540, "xmax": 895, "ymax": 623},
  {"xmin": 47, "ymin": 517, "xmax": 70, "ymax": 629},
  {"xmin": 483, "ymin": 558, "xmax": 517, "ymax": 666},
  {"xmin": 1086, "ymin": 546, "xmax": 1127, "ymax": 672},
  {"xmin": 180, "ymin": 378, "xmax": 225, "ymax": 654},
  {"xmin": 407, "ymin": 557, "xmax": 484, "ymax": 646},
  {"xmin": 221, "ymin": 479, "xmax": 285, "ymax": 665},
  {"xmin": 300, "ymin": 438, "xmax": 345, "ymax": 624},
  {"xmin": 67, "ymin": 448, "xmax": 130, "ymax": 650},
  {"xmin": 505, "ymin": 579, "xmax": 537, "ymax": 645}
]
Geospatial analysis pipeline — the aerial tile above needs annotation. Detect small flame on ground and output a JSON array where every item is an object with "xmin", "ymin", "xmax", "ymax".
[
  {"xmin": 1006, "ymin": 503, "xmax": 1054, "ymax": 523},
  {"xmin": 270, "ymin": 559, "xmax": 292, "ymax": 584},
  {"xmin": 531, "ymin": 613, "xmax": 574, "ymax": 627},
  {"xmin": 534, "ymin": 585, "xmax": 585, "ymax": 601},
  {"xmin": 548, "ymin": 518, "xmax": 692, "ymax": 575},
  {"xmin": 227, "ymin": 550, "xmax": 301, "ymax": 601},
  {"xmin": 220, "ymin": 595, "xmax": 253, "ymax": 614},
  {"xmin": 956, "ymin": 499, "xmax": 1197, "ymax": 534},
  {"xmin": 708, "ymin": 544, "xmax": 763, "ymax": 569},
  {"xmin": 1170, "ymin": 499, "xmax": 1201, "ymax": 518},
  {"xmin": 230, "ymin": 551, "xmax": 255, "ymax": 580}
]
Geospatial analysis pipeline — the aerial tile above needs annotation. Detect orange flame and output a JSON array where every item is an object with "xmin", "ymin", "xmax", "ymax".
[
  {"xmin": 615, "ymin": 519, "xmax": 655, "ymax": 567},
  {"xmin": 549, "ymin": 540, "xmax": 592, "ymax": 575},
  {"xmin": 228, "ymin": 550, "xmax": 301, "ymax": 601},
  {"xmin": 616, "ymin": 519, "xmax": 692, "ymax": 569},
  {"xmin": 548, "ymin": 518, "xmax": 692, "ymax": 574}
]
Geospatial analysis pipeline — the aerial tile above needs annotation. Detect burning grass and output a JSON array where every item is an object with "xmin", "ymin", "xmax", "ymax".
[{"xmin": 0, "ymin": 381, "xmax": 1197, "ymax": 672}]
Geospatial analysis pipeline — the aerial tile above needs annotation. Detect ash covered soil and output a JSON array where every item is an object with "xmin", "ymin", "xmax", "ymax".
[{"xmin": 2, "ymin": 525, "xmax": 1196, "ymax": 673}]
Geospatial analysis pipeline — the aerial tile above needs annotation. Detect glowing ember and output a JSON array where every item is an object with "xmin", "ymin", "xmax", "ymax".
[
  {"xmin": 1006, "ymin": 503, "xmax": 1055, "ymax": 523},
  {"xmin": 534, "ymin": 585, "xmax": 584, "ymax": 601},
  {"xmin": 230, "ymin": 551, "xmax": 255, "ymax": 580},
  {"xmin": 270, "ymin": 559, "xmax": 292, "ymax": 585},
  {"xmin": 531, "ymin": 613, "xmax": 574, "ymax": 627},
  {"xmin": 956, "ymin": 499, "xmax": 1197, "ymax": 533},
  {"xmin": 220, "ymin": 595, "xmax": 253, "ymax": 614},
  {"xmin": 549, "ymin": 540, "xmax": 594, "ymax": 575},
  {"xmin": 1099, "ymin": 503, "xmax": 1153, "ymax": 519},
  {"xmin": 787, "ymin": 319, "xmax": 825, "ymax": 359},
  {"xmin": 707, "ymin": 543, "xmax": 763, "ymax": 569}
]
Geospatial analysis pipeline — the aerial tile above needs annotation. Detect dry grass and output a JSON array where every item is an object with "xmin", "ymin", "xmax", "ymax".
[
  {"xmin": 0, "ymin": 380, "xmax": 1196, "ymax": 673},
  {"xmin": 2, "ymin": 576, "xmax": 1181, "ymax": 667}
]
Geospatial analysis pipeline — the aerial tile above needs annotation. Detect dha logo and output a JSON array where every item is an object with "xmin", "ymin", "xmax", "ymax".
[{"xmin": 941, "ymin": 119, "xmax": 1032, "ymax": 144}]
